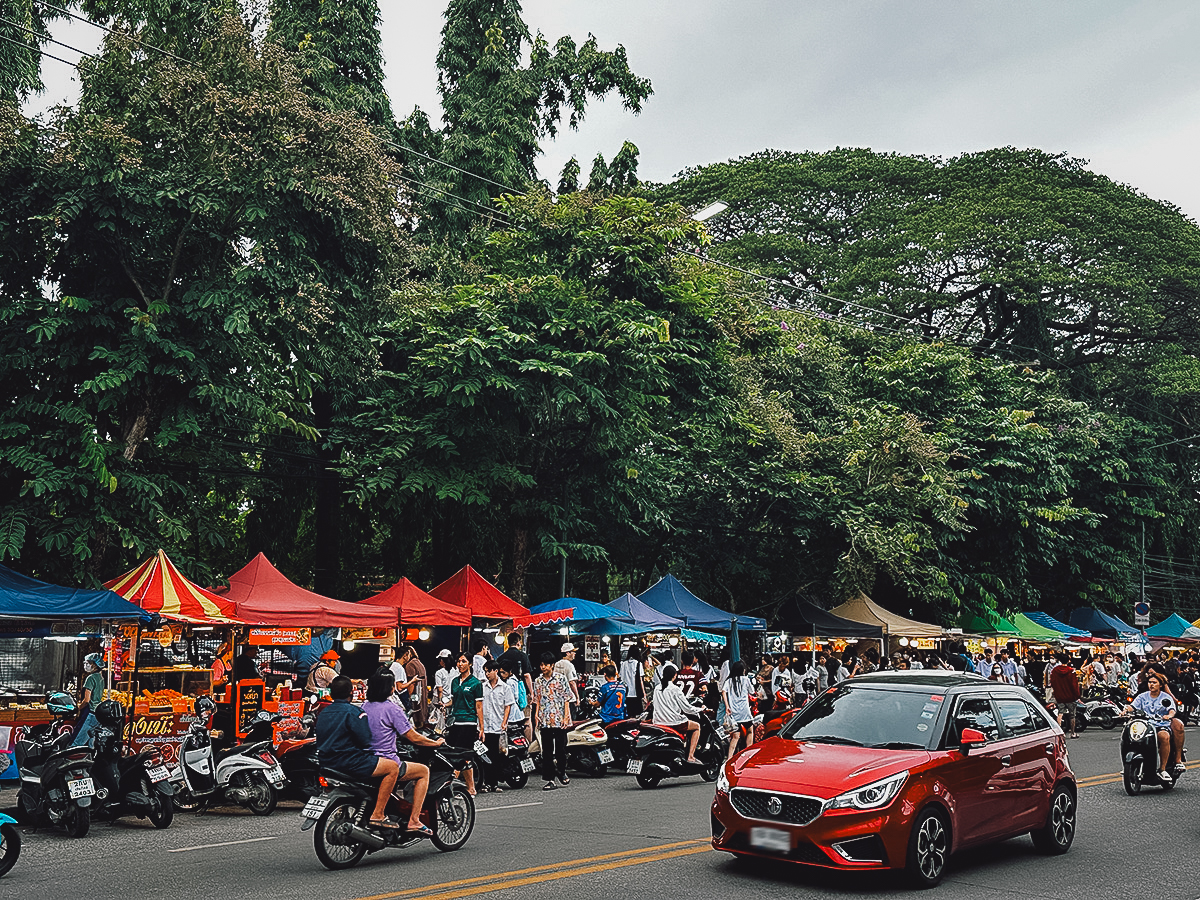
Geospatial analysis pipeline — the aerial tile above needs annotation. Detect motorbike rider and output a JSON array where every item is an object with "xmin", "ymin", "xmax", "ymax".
[
  {"xmin": 1140, "ymin": 662, "xmax": 1187, "ymax": 777},
  {"xmin": 1125, "ymin": 672, "xmax": 1183, "ymax": 783},
  {"xmin": 652, "ymin": 665, "xmax": 703, "ymax": 763},
  {"xmin": 361, "ymin": 669, "xmax": 444, "ymax": 836},
  {"xmin": 70, "ymin": 652, "xmax": 106, "ymax": 747},
  {"xmin": 597, "ymin": 665, "xmax": 627, "ymax": 725},
  {"xmin": 314, "ymin": 675, "xmax": 401, "ymax": 830}
]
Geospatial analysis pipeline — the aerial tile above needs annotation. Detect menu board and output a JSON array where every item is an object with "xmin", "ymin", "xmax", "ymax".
[
  {"xmin": 248, "ymin": 627, "xmax": 312, "ymax": 646},
  {"xmin": 235, "ymin": 679, "xmax": 265, "ymax": 737}
]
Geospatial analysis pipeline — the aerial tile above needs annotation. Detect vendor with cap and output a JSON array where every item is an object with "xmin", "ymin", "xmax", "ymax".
[
  {"xmin": 306, "ymin": 649, "xmax": 341, "ymax": 695},
  {"xmin": 553, "ymin": 642, "xmax": 580, "ymax": 715},
  {"xmin": 70, "ymin": 651, "xmax": 106, "ymax": 747}
]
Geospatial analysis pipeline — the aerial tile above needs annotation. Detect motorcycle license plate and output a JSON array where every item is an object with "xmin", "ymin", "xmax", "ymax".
[
  {"xmin": 626, "ymin": 759, "xmax": 643, "ymax": 775},
  {"xmin": 520, "ymin": 758, "xmax": 536, "ymax": 773},
  {"xmin": 598, "ymin": 749, "xmax": 614, "ymax": 764},
  {"xmin": 267, "ymin": 765, "xmax": 286, "ymax": 786},
  {"xmin": 68, "ymin": 777, "xmax": 95, "ymax": 799},
  {"xmin": 750, "ymin": 827, "xmax": 792, "ymax": 853},
  {"xmin": 146, "ymin": 765, "xmax": 170, "ymax": 783},
  {"xmin": 301, "ymin": 796, "xmax": 330, "ymax": 819}
]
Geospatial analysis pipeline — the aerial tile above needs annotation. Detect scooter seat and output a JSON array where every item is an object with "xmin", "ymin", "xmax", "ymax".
[{"xmin": 319, "ymin": 767, "xmax": 383, "ymax": 786}]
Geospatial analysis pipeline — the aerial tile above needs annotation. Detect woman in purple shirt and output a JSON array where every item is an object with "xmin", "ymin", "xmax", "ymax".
[{"xmin": 362, "ymin": 669, "xmax": 446, "ymax": 836}]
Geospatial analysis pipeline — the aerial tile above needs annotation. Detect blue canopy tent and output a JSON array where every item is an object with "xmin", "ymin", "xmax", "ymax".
[
  {"xmin": 527, "ymin": 598, "xmax": 636, "ymax": 624},
  {"xmin": 1145, "ymin": 614, "xmax": 1200, "ymax": 641},
  {"xmin": 1022, "ymin": 611, "xmax": 1090, "ymax": 639},
  {"xmin": 636, "ymin": 575, "xmax": 767, "ymax": 631},
  {"xmin": 0, "ymin": 564, "xmax": 152, "ymax": 622},
  {"xmin": 606, "ymin": 592, "xmax": 686, "ymax": 631},
  {"xmin": 1065, "ymin": 607, "xmax": 1140, "ymax": 640}
]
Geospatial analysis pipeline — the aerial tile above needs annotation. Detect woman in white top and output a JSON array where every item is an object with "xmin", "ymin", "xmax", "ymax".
[
  {"xmin": 652, "ymin": 665, "xmax": 702, "ymax": 763},
  {"xmin": 619, "ymin": 648, "xmax": 646, "ymax": 716},
  {"xmin": 722, "ymin": 660, "xmax": 755, "ymax": 761}
]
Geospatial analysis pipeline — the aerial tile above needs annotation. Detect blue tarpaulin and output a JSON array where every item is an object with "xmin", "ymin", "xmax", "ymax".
[
  {"xmin": 637, "ymin": 575, "xmax": 766, "ymax": 631},
  {"xmin": 1022, "ymin": 610, "xmax": 1090, "ymax": 638},
  {"xmin": 0, "ymin": 564, "xmax": 152, "ymax": 622},
  {"xmin": 1065, "ymin": 607, "xmax": 1140, "ymax": 640},
  {"xmin": 606, "ymin": 592, "xmax": 686, "ymax": 631}
]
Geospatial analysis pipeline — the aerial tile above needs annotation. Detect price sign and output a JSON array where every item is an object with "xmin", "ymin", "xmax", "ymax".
[
  {"xmin": 1133, "ymin": 601, "xmax": 1151, "ymax": 628},
  {"xmin": 235, "ymin": 679, "xmax": 265, "ymax": 737}
]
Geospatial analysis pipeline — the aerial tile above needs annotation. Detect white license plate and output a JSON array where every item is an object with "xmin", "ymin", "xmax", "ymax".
[
  {"xmin": 267, "ymin": 765, "xmax": 286, "ymax": 785},
  {"xmin": 520, "ymin": 758, "xmax": 536, "ymax": 773},
  {"xmin": 626, "ymin": 759, "xmax": 643, "ymax": 774},
  {"xmin": 68, "ymin": 777, "xmax": 95, "ymax": 799},
  {"xmin": 598, "ymin": 749, "xmax": 614, "ymax": 764},
  {"xmin": 146, "ymin": 765, "xmax": 170, "ymax": 783},
  {"xmin": 750, "ymin": 826, "xmax": 792, "ymax": 853},
  {"xmin": 301, "ymin": 796, "xmax": 330, "ymax": 819}
]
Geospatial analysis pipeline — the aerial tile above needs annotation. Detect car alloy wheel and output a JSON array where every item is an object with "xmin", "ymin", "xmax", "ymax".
[
  {"xmin": 906, "ymin": 808, "xmax": 949, "ymax": 888},
  {"xmin": 1031, "ymin": 785, "xmax": 1075, "ymax": 854}
]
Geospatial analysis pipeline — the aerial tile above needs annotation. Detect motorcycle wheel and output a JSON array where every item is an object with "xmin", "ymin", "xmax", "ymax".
[
  {"xmin": 701, "ymin": 761, "xmax": 721, "ymax": 782},
  {"xmin": 430, "ymin": 785, "xmax": 475, "ymax": 852},
  {"xmin": 62, "ymin": 804, "xmax": 90, "ymax": 838},
  {"xmin": 241, "ymin": 773, "xmax": 277, "ymax": 817},
  {"xmin": 0, "ymin": 823, "xmax": 20, "ymax": 878},
  {"xmin": 1123, "ymin": 764, "xmax": 1142, "ymax": 796},
  {"xmin": 145, "ymin": 779, "xmax": 174, "ymax": 829},
  {"xmin": 314, "ymin": 799, "xmax": 367, "ymax": 870},
  {"xmin": 172, "ymin": 785, "xmax": 202, "ymax": 813},
  {"xmin": 1095, "ymin": 710, "xmax": 1117, "ymax": 731},
  {"xmin": 503, "ymin": 769, "xmax": 528, "ymax": 790},
  {"xmin": 635, "ymin": 771, "xmax": 661, "ymax": 789}
]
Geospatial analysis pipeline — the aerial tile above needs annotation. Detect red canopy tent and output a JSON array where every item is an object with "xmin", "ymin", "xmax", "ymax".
[
  {"xmin": 105, "ymin": 549, "xmax": 244, "ymax": 624},
  {"xmin": 428, "ymin": 565, "xmax": 529, "ymax": 620},
  {"xmin": 220, "ymin": 553, "xmax": 396, "ymax": 628},
  {"xmin": 361, "ymin": 578, "xmax": 472, "ymax": 627}
]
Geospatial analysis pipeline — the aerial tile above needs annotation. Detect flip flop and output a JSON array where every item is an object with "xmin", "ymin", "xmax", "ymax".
[
  {"xmin": 407, "ymin": 823, "xmax": 434, "ymax": 838},
  {"xmin": 369, "ymin": 817, "xmax": 401, "ymax": 831}
]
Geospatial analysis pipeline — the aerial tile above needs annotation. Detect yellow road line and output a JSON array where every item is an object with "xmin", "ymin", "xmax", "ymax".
[
  {"xmin": 1076, "ymin": 759, "xmax": 1198, "ymax": 787},
  {"xmin": 355, "ymin": 840, "xmax": 711, "ymax": 900}
]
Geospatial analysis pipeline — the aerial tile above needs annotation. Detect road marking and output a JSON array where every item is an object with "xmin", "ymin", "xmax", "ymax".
[
  {"xmin": 354, "ymin": 839, "xmax": 710, "ymax": 900},
  {"xmin": 474, "ymin": 801, "xmax": 543, "ymax": 812},
  {"xmin": 167, "ymin": 835, "xmax": 281, "ymax": 853},
  {"xmin": 1076, "ymin": 759, "xmax": 1198, "ymax": 788}
]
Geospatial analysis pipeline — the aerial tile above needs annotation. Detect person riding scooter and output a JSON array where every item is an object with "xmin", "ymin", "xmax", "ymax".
[
  {"xmin": 652, "ymin": 666, "xmax": 703, "ymax": 763},
  {"xmin": 1125, "ymin": 672, "xmax": 1183, "ymax": 783},
  {"xmin": 314, "ymin": 675, "xmax": 401, "ymax": 830}
]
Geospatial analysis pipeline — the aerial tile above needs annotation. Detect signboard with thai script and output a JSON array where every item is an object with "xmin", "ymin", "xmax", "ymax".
[{"xmin": 248, "ymin": 627, "xmax": 312, "ymax": 646}]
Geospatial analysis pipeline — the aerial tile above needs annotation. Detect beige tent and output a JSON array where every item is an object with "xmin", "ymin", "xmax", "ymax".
[{"xmin": 829, "ymin": 592, "xmax": 944, "ymax": 639}]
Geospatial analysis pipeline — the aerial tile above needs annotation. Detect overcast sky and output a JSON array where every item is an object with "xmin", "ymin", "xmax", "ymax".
[{"xmin": 32, "ymin": 1, "xmax": 1200, "ymax": 220}]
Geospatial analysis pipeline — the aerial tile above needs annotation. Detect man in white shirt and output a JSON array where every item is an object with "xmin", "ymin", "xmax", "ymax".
[
  {"xmin": 472, "ymin": 641, "xmax": 491, "ymax": 682},
  {"xmin": 433, "ymin": 649, "xmax": 455, "ymax": 729},
  {"xmin": 553, "ymin": 643, "xmax": 580, "ymax": 711},
  {"xmin": 480, "ymin": 661, "xmax": 514, "ymax": 793},
  {"xmin": 770, "ymin": 654, "xmax": 793, "ymax": 706}
]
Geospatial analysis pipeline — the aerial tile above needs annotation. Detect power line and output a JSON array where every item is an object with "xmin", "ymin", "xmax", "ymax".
[
  {"xmin": 0, "ymin": 14, "xmax": 96, "ymax": 60},
  {"xmin": 0, "ymin": 29, "xmax": 77, "ymax": 67},
  {"xmin": 34, "ymin": 0, "xmax": 195, "ymax": 67}
]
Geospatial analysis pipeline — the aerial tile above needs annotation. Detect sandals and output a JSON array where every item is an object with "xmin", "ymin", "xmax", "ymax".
[
  {"xmin": 369, "ymin": 816, "xmax": 402, "ymax": 831},
  {"xmin": 406, "ymin": 823, "xmax": 434, "ymax": 838}
]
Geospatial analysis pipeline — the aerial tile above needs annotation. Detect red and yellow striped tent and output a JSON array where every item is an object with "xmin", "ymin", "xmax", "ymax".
[{"xmin": 105, "ymin": 549, "xmax": 245, "ymax": 624}]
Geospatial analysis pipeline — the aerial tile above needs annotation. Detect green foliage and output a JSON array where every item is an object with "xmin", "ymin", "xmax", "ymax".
[{"xmin": 0, "ymin": 0, "xmax": 69, "ymax": 101}]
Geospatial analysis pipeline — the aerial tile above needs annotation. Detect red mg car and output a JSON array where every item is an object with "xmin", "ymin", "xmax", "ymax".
[{"xmin": 711, "ymin": 672, "xmax": 1076, "ymax": 887}]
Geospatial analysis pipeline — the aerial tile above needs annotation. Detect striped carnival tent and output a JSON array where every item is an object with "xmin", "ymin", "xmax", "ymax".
[{"xmin": 105, "ymin": 549, "xmax": 245, "ymax": 624}]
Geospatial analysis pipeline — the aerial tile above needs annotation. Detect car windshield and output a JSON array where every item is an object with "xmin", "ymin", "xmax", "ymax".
[{"xmin": 779, "ymin": 684, "xmax": 943, "ymax": 750}]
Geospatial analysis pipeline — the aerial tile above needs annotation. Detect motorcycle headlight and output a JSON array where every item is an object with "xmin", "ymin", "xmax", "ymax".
[
  {"xmin": 1129, "ymin": 721, "xmax": 1148, "ymax": 742},
  {"xmin": 716, "ymin": 765, "xmax": 730, "ymax": 794},
  {"xmin": 827, "ymin": 771, "xmax": 908, "ymax": 811}
]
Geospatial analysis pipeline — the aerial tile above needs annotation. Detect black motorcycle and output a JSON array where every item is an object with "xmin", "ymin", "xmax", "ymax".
[
  {"xmin": 301, "ymin": 745, "xmax": 476, "ymax": 870},
  {"xmin": 626, "ymin": 711, "xmax": 727, "ymax": 789},
  {"xmin": 90, "ymin": 700, "xmax": 174, "ymax": 828},
  {"xmin": 498, "ymin": 723, "xmax": 535, "ymax": 789},
  {"xmin": 14, "ymin": 695, "xmax": 96, "ymax": 837},
  {"xmin": 1122, "ymin": 707, "xmax": 1187, "ymax": 794},
  {"xmin": 246, "ymin": 712, "xmax": 321, "ymax": 803}
]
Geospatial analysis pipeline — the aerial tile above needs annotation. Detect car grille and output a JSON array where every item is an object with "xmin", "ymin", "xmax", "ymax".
[{"xmin": 730, "ymin": 787, "xmax": 824, "ymax": 826}]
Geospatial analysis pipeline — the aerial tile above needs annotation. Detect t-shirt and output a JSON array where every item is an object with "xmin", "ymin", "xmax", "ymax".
[
  {"xmin": 450, "ymin": 674, "xmax": 483, "ymax": 725},
  {"xmin": 724, "ymin": 675, "xmax": 753, "ymax": 723},
  {"xmin": 770, "ymin": 666, "xmax": 793, "ymax": 696},
  {"xmin": 619, "ymin": 659, "xmax": 644, "ymax": 698},
  {"xmin": 1132, "ymin": 690, "xmax": 1176, "ymax": 726},
  {"xmin": 553, "ymin": 658, "xmax": 578, "ymax": 690},
  {"xmin": 482, "ymin": 679, "xmax": 514, "ymax": 733},
  {"xmin": 676, "ymin": 667, "xmax": 706, "ymax": 699},
  {"xmin": 598, "ymin": 679, "xmax": 627, "ymax": 724},
  {"xmin": 83, "ymin": 672, "xmax": 105, "ymax": 705},
  {"xmin": 495, "ymin": 647, "xmax": 533, "ymax": 679},
  {"xmin": 502, "ymin": 676, "xmax": 526, "ymax": 724},
  {"xmin": 472, "ymin": 654, "xmax": 488, "ymax": 682},
  {"xmin": 362, "ymin": 699, "xmax": 413, "ymax": 762},
  {"xmin": 434, "ymin": 666, "xmax": 455, "ymax": 704},
  {"xmin": 1049, "ymin": 664, "xmax": 1081, "ymax": 702}
]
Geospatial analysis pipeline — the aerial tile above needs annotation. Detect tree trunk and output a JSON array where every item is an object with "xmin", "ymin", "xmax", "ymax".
[
  {"xmin": 510, "ymin": 518, "xmax": 529, "ymax": 604},
  {"xmin": 312, "ymin": 390, "xmax": 340, "ymax": 597}
]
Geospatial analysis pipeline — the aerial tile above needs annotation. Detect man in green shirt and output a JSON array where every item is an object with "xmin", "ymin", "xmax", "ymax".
[{"xmin": 448, "ymin": 653, "xmax": 483, "ymax": 795}]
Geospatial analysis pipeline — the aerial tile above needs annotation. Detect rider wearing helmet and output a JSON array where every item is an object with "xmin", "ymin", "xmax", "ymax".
[{"xmin": 70, "ymin": 652, "xmax": 106, "ymax": 747}]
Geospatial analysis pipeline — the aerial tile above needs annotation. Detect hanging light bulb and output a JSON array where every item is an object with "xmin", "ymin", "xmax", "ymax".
[{"xmin": 418, "ymin": 629, "xmax": 431, "ymax": 642}]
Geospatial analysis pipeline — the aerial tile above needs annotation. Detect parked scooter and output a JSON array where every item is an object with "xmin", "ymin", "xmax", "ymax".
[
  {"xmin": 626, "ymin": 710, "xmax": 727, "ymax": 789},
  {"xmin": 245, "ymin": 711, "xmax": 321, "ymax": 802},
  {"xmin": 302, "ymin": 744, "xmax": 476, "ymax": 870},
  {"xmin": 169, "ymin": 697, "xmax": 286, "ymax": 815},
  {"xmin": 498, "ymin": 722, "xmax": 536, "ymax": 789},
  {"xmin": 600, "ymin": 714, "xmax": 650, "ymax": 772},
  {"xmin": 1122, "ymin": 708, "xmax": 1187, "ymax": 794},
  {"xmin": 529, "ymin": 717, "xmax": 613, "ymax": 778},
  {"xmin": 0, "ymin": 813, "xmax": 20, "ymax": 877},
  {"xmin": 1078, "ymin": 694, "xmax": 1123, "ymax": 731},
  {"xmin": 89, "ymin": 700, "xmax": 174, "ymax": 828},
  {"xmin": 14, "ymin": 692, "xmax": 96, "ymax": 837}
]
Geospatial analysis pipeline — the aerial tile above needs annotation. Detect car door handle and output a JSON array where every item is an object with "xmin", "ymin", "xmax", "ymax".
[
  {"xmin": 1000, "ymin": 755, "xmax": 1012, "ymax": 767},
  {"xmin": 1045, "ymin": 743, "xmax": 1055, "ymax": 755}
]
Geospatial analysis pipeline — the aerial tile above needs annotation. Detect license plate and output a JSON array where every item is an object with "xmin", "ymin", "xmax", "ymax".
[
  {"xmin": 750, "ymin": 826, "xmax": 792, "ymax": 853},
  {"xmin": 520, "ymin": 758, "xmax": 536, "ymax": 773},
  {"xmin": 146, "ymin": 765, "xmax": 170, "ymax": 783},
  {"xmin": 68, "ymin": 777, "xmax": 95, "ymax": 799},
  {"xmin": 598, "ymin": 749, "xmax": 614, "ymax": 764},
  {"xmin": 626, "ymin": 759, "xmax": 643, "ymax": 774},
  {"xmin": 301, "ymin": 796, "xmax": 330, "ymax": 819},
  {"xmin": 267, "ymin": 765, "xmax": 286, "ymax": 785}
]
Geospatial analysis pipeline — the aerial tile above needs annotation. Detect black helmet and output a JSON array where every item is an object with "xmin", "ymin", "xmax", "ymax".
[
  {"xmin": 94, "ymin": 699, "xmax": 124, "ymax": 726},
  {"xmin": 194, "ymin": 695, "xmax": 216, "ymax": 717},
  {"xmin": 47, "ymin": 691, "xmax": 76, "ymax": 715}
]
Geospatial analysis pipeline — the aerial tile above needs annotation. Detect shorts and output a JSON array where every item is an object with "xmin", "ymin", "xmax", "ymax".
[
  {"xmin": 1055, "ymin": 700, "xmax": 1078, "ymax": 714},
  {"xmin": 448, "ymin": 723, "xmax": 479, "ymax": 748},
  {"xmin": 331, "ymin": 753, "xmax": 382, "ymax": 780}
]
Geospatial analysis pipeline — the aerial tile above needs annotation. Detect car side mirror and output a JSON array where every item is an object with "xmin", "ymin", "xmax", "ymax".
[{"xmin": 959, "ymin": 727, "xmax": 987, "ymax": 754}]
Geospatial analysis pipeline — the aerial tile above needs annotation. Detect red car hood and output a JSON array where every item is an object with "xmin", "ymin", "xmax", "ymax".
[{"xmin": 731, "ymin": 737, "xmax": 930, "ymax": 800}]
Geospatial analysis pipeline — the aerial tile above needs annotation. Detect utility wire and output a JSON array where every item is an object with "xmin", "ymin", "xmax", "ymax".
[
  {"xmin": 0, "ymin": 14, "xmax": 96, "ymax": 59},
  {"xmin": 35, "ymin": 0, "xmax": 195, "ymax": 67},
  {"xmin": 0, "ymin": 29, "xmax": 77, "ymax": 66}
]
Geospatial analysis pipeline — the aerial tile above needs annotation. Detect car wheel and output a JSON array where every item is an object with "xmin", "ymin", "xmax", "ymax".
[
  {"xmin": 1123, "ymin": 764, "xmax": 1142, "ymax": 796},
  {"xmin": 1030, "ymin": 785, "xmax": 1075, "ymax": 854},
  {"xmin": 905, "ymin": 807, "xmax": 950, "ymax": 888}
]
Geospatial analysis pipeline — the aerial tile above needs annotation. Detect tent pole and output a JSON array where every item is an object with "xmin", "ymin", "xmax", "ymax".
[{"xmin": 812, "ymin": 624, "xmax": 817, "ymax": 669}]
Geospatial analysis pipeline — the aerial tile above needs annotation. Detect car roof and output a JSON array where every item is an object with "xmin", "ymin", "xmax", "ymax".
[{"xmin": 844, "ymin": 671, "xmax": 997, "ymax": 691}]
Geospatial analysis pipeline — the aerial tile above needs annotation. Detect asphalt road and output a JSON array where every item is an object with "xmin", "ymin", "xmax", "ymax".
[{"xmin": 3, "ymin": 727, "xmax": 1197, "ymax": 900}]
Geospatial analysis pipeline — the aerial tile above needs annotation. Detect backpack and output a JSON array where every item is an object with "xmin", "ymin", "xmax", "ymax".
[{"xmin": 516, "ymin": 677, "xmax": 528, "ymax": 710}]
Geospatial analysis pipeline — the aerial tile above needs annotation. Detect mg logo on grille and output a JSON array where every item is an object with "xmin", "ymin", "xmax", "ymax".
[{"xmin": 767, "ymin": 796, "xmax": 783, "ymax": 816}]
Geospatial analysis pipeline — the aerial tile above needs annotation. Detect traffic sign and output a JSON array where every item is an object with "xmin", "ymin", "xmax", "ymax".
[{"xmin": 1134, "ymin": 601, "xmax": 1150, "ymax": 627}]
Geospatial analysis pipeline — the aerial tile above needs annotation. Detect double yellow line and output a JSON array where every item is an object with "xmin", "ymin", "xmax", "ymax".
[
  {"xmin": 1076, "ymin": 759, "xmax": 1197, "ymax": 788},
  {"xmin": 354, "ymin": 839, "xmax": 712, "ymax": 900}
]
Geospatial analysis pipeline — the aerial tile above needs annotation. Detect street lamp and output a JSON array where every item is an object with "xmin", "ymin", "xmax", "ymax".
[{"xmin": 691, "ymin": 201, "xmax": 728, "ymax": 222}]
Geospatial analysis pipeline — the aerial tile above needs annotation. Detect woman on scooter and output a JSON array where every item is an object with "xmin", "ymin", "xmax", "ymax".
[
  {"xmin": 652, "ymin": 666, "xmax": 703, "ymax": 763},
  {"xmin": 1125, "ymin": 672, "xmax": 1184, "ymax": 782},
  {"xmin": 362, "ymin": 670, "xmax": 445, "ymax": 837},
  {"xmin": 721, "ymin": 661, "xmax": 755, "ymax": 761}
]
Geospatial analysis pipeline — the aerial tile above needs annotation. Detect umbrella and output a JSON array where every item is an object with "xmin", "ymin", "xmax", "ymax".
[{"xmin": 728, "ymin": 618, "xmax": 741, "ymax": 664}]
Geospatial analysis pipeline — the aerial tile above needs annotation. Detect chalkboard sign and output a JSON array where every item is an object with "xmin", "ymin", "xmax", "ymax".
[{"xmin": 235, "ymin": 679, "xmax": 265, "ymax": 737}]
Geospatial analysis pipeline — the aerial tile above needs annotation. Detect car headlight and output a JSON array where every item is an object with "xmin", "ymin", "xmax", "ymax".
[
  {"xmin": 827, "ymin": 771, "xmax": 908, "ymax": 811},
  {"xmin": 716, "ymin": 765, "xmax": 730, "ymax": 794},
  {"xmin": 1129, "ymin": 721, "xmax": 1148, "ymax": 742}
]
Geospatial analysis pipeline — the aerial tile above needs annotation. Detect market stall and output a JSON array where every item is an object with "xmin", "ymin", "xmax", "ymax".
[
  {"xmin": 776, "ymin": 598, "xmax": 885, "ymax": 664},
  {"xmin": 636, "ymin": 574, "xmax": 766, "ymax": 632},
  {"xmin": 828, "ymin": 591, "xmax": 942, "ymax": 653}
]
